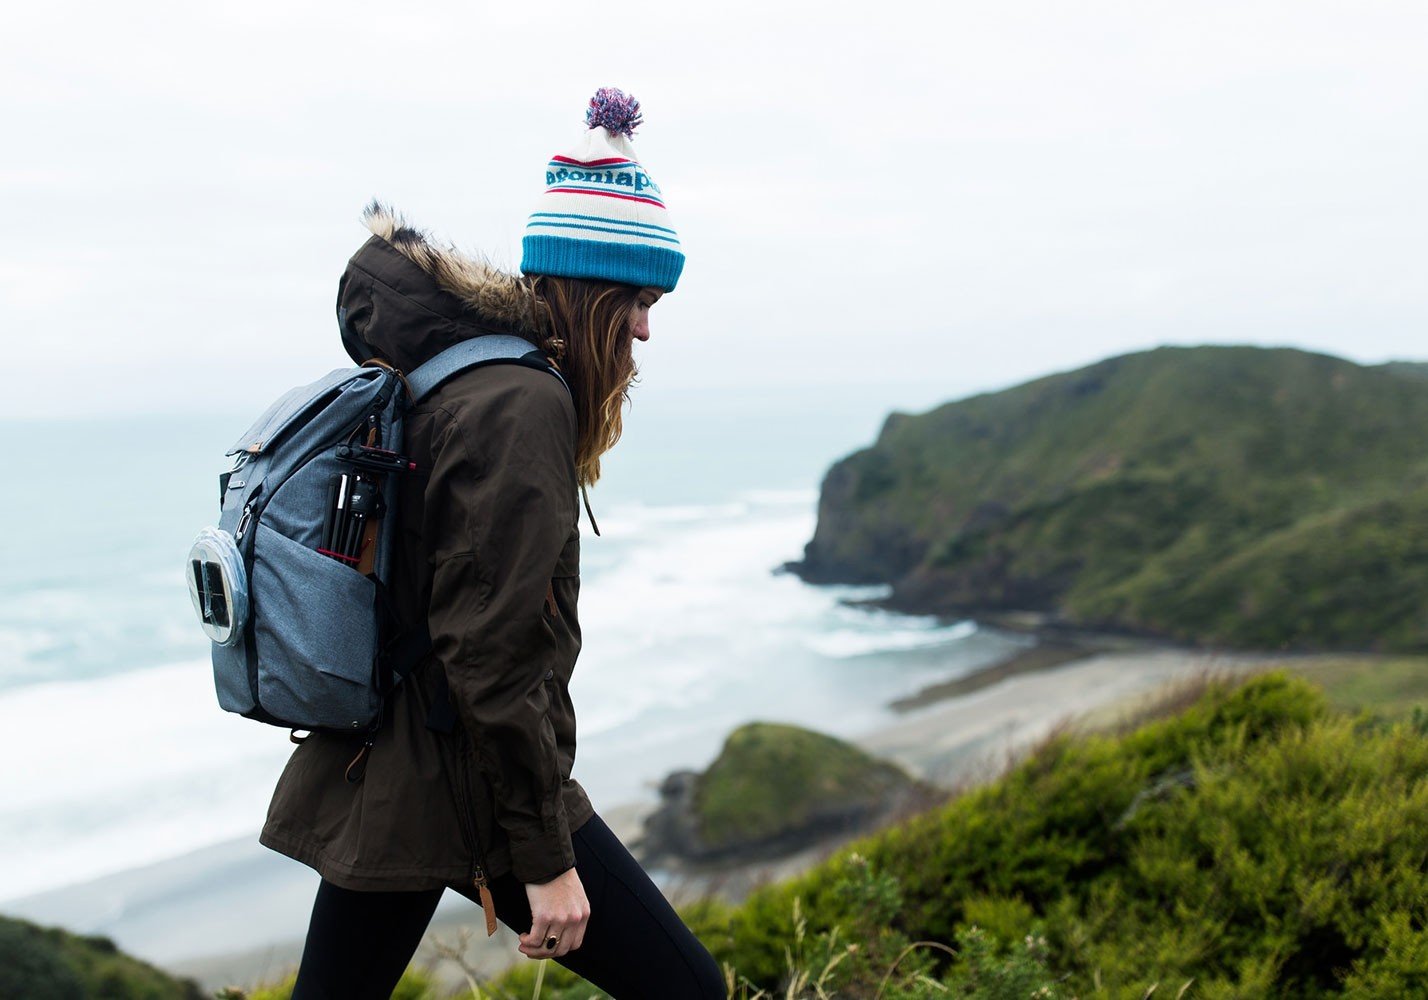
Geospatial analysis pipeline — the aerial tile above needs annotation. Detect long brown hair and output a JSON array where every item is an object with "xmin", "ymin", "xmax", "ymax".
[{"xmin": 524, "ymin": 274, "xmax": 644, "ymax": 487}]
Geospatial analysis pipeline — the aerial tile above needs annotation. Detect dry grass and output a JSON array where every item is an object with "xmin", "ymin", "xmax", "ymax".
[{"xmin": 1097, "ymin": 664, "xmax": 1256, "ymax": 738}]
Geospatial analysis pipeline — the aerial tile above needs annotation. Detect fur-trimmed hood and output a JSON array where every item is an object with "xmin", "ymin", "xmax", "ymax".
[{"xmin": 337, "ymin": 201, "xmax": 545, "ymax": 373}]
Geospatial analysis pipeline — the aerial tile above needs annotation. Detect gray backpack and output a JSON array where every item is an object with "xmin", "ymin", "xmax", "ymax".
[{"xmin": 187, "ymin": 336, "xmax": 568, "ymax": 737}]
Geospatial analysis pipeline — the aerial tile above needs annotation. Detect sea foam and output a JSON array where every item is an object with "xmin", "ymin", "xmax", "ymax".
[
  {"xmin": 0, "ymin": 490, "xmax": 998, "ymax": 902},
  {"xmin": 0, "ymin": 660, "xmax": 294, "ymax": 901}
]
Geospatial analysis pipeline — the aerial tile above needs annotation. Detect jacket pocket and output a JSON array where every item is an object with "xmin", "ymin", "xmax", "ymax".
[
  {"xmin": 543, "ymin": 526, "xmax": 579, "ymax": 625},
  {"xmin": 553, "ymin": 526, "xmax": 579, "ymax": 578}
]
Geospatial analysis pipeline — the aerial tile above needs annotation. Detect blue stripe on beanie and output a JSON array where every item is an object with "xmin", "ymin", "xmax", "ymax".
[
  {"xmin": 531, "ymin": 212, "xmax": 680, "ymax": 236},
  {"xmin": 522, "ymin": 235, "xmax": 684, "ymax": 292}
]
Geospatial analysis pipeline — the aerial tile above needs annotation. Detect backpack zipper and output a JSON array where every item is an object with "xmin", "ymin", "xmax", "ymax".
[{"xmin": 235, "ymin": 502, "xmax": 254, "ymax": 542}]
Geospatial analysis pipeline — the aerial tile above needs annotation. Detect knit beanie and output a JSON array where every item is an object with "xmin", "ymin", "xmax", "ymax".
[{"xmin": 521, "ymin": 88, "xmax": 684, "ymax": 292}]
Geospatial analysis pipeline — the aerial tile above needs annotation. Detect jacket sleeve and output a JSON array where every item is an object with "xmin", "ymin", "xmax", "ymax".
[{"xmin": 422, "ymin": 367, "xmax": 580, "ymax": 885}]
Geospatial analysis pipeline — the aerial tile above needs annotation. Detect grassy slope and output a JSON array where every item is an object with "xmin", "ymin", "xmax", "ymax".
[
  {"xmin": 237, "ymin": 668, "xmax": 1428, "ymax": 999},
  {"xmin": 0, "ymin": 916, "xmax": 204, "ymax": 1000},
  {"xmin": 1285, "ymin": 653, "xmax": 1428, "ymax": 719},
  {"xmin": 479, "ymin": 668, "xmax": 1428, "ymax": 999},
  {"xmin": 797, "ymin": 345, "xmax": 1428, "ymax": 651},
  {"xmin": 703, "ymin": 672, "xmax": 1428, "ymax": 997},
  {"xmin": 1376, "ymin": 360, "xmax": 1428, "ymax": 381}
]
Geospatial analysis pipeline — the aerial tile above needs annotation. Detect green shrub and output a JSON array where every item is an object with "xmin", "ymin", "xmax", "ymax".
[
  {"xmin": 0, "ymin": 917, "xmax": 87, "ymax": 1000},
  {"xmin": 241, "ymin": 672, "xmax": 1428, "ymax": 997},
  {"xmin": 939, "ymin": 926, "xmax": 1069, "ymax": 999},
  {"xmin": 240, "ymin": 967, "xmax": 441, "ymax": 999},
  {"xmin": 712, "ymin": 672, "xmax": 1428, "ymax": 996},
  {"xmin": 0, "ymin": 915, "xmax": 203, "ymax": 999},
  {"xmin": 478, "ymin": 959, "xmax": 608, "ymax": 1000}
]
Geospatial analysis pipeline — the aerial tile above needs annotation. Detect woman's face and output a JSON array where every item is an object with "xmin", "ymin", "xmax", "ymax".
[{"xmin": 629, "ymin": 287, "xmax": 663, "ymax": 343}]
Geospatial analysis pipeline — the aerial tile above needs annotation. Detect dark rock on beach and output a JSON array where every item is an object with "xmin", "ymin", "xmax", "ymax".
[{"xmin": 635, "ymin": 722, "xmax": 933, "ymax": 869}]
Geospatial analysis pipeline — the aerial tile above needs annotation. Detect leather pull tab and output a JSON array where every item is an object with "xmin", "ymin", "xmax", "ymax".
[
  {"xmin": 479, "ymin": 884, "xmax": 497, "ymax": 936},
  {"xmin": 345, "ymin": 742, "xmax": 372, "ymax": 783},
  {"xmin": 544, "ymin": 581, "xmax": 559, "ymax": 621}
]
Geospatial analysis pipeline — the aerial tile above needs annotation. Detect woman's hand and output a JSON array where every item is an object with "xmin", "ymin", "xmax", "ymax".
[{"xmin": 520, "ymin": 867, "xmax": 590, "ymax": 959}]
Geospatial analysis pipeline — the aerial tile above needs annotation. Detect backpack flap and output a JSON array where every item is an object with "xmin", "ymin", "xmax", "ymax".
[{"xmin": 226, "ymin": 367, "xmax": 384, "ymax": 457}]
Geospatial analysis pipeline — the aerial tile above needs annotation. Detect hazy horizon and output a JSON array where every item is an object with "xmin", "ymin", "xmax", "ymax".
[{"xmin": 4, "ymin": 1, "xmax": 1425, "ymax": 419}]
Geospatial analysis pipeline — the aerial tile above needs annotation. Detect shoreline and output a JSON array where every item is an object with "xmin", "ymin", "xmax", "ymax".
[
  {"xmin": 888, "ymin": 636, "xmax": 1101, "ymax": 711},
  {"xmin": 887, "ymin": 614, "xmax": 1196, "ymax": 713},
  {"xmin": 853, "ymin": 644, "xmax": 1284, "ymax": 790},
  {"xmin": 8, "ymin": 638, "xmax": 1302, "ymax": 993}
]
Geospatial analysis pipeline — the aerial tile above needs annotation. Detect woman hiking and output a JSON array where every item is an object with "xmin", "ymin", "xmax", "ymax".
[{"xmin": 259, "ymin": 88, "xmax": 726, "ymax": 1000}]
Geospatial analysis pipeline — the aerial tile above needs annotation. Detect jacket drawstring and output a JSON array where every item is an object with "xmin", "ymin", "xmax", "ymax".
[{"xmin": 580, "ymin": 483, "xmax": 601, "ymax": 536}]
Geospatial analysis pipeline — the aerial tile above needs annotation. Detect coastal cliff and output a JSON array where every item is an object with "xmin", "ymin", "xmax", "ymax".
[{"xmin": 790, "ymin": 345, "xmax": 1428, "ymax": 652}]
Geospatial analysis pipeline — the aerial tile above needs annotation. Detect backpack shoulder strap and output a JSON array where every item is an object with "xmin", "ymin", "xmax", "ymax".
[{"xmin": 404, "ymin": 335, "xmax": 569, "ymax": 404}]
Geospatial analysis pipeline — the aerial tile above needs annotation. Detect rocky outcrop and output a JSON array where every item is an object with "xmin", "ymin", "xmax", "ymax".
[{"xmin": 636, "ymin": 723, "xmax": 933, "ymax": 869}]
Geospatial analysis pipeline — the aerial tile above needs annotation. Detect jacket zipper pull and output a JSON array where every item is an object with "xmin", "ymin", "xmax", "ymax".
[
  {"xmin": 344, "ymin": 737, "xmax": 374, "ymax": 783},
  {"xmin": 473, "ymin": 865, "xmax": 497, "ymax": 937},
  {"xmin": 544, "ymin": 581, "xmax": 560, "ymax": 621},
  {"xmin": 453, "ymin": 732, "xmax": 496, "ymax": 936}
]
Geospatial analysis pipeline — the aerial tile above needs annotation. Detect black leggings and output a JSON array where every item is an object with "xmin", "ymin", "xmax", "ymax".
[{"xmin": 290, "ymin": 811, "xmax": 726, "ymax": 1000}]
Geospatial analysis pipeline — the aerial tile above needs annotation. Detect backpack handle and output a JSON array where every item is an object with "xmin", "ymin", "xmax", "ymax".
[{"xmin": 361, "ymin": 357, "xmax": 413, "ymax": 401}]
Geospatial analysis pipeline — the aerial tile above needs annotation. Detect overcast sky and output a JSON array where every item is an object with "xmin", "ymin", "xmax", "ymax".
[{"xmin": 3, "ymin": 1, "xmax": 1424, "ymax": 419}]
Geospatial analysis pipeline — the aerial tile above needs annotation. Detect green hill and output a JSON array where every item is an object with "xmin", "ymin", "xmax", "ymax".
[
  {"xmin": 0, "ymin": 915, "xmax": 203, "ymax": 999},
  {"xmin": 791, "ymin": 345, "xmax": 1428, "ymax": 651},
  {"xmin": 1376, "ymin": 359, "xmax": 1428, "ymax": 381},
  {"xmin": 694, "ymin": 722, "xmax": 917, "ymax": 851},
  {"xmin": 699, "ymin": 672, "xmax": 1428, "ymax": 997},
  {"xmin": 476, "ymin": 671, "xmax": 1428, "ymax": 998},
  {"xmin": 640, "ymin": 722, "xmax": 922, "ymax": 865}
]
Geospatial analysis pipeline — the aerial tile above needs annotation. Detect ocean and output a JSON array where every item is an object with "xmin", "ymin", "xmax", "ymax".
[{"xmin": 0, "ymin": 380, "xmax": 1025, "ymax": 905}]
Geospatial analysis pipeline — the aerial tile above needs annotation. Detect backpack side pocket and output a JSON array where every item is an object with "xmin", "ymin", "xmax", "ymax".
[{"xmin": 251, "ymin": 521, "xmax": 380, "ymax": 731}]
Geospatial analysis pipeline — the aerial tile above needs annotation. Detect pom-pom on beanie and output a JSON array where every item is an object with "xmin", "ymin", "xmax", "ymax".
[{"xmin": 521, "ymin": 87, "xmax": 684, "ymax": 292}]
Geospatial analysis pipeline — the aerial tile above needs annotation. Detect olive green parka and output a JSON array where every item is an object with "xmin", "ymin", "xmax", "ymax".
[{"xmin": 259, "ymin": 204, "xmax": 595, "ymax": 895}]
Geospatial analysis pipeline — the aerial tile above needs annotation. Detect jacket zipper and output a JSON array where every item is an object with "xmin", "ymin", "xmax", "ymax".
[{"xmin": 452, "ymin": 729, "xmax": 498, "ymax": 937}]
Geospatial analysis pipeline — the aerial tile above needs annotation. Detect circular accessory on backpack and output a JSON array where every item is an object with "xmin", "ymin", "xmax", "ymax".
[{"xmin": 187, "ymin": 527, "xmax": 250, "ymax": 646}]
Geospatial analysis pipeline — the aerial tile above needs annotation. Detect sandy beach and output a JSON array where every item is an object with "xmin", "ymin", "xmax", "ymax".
[
  {"xmin": 5, "ymin": 642, "xmax": 1288, "ymax": 993},
  {"xmin": 855, "ymin": 644, "xmax": 1288, "ymax": 788}
]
